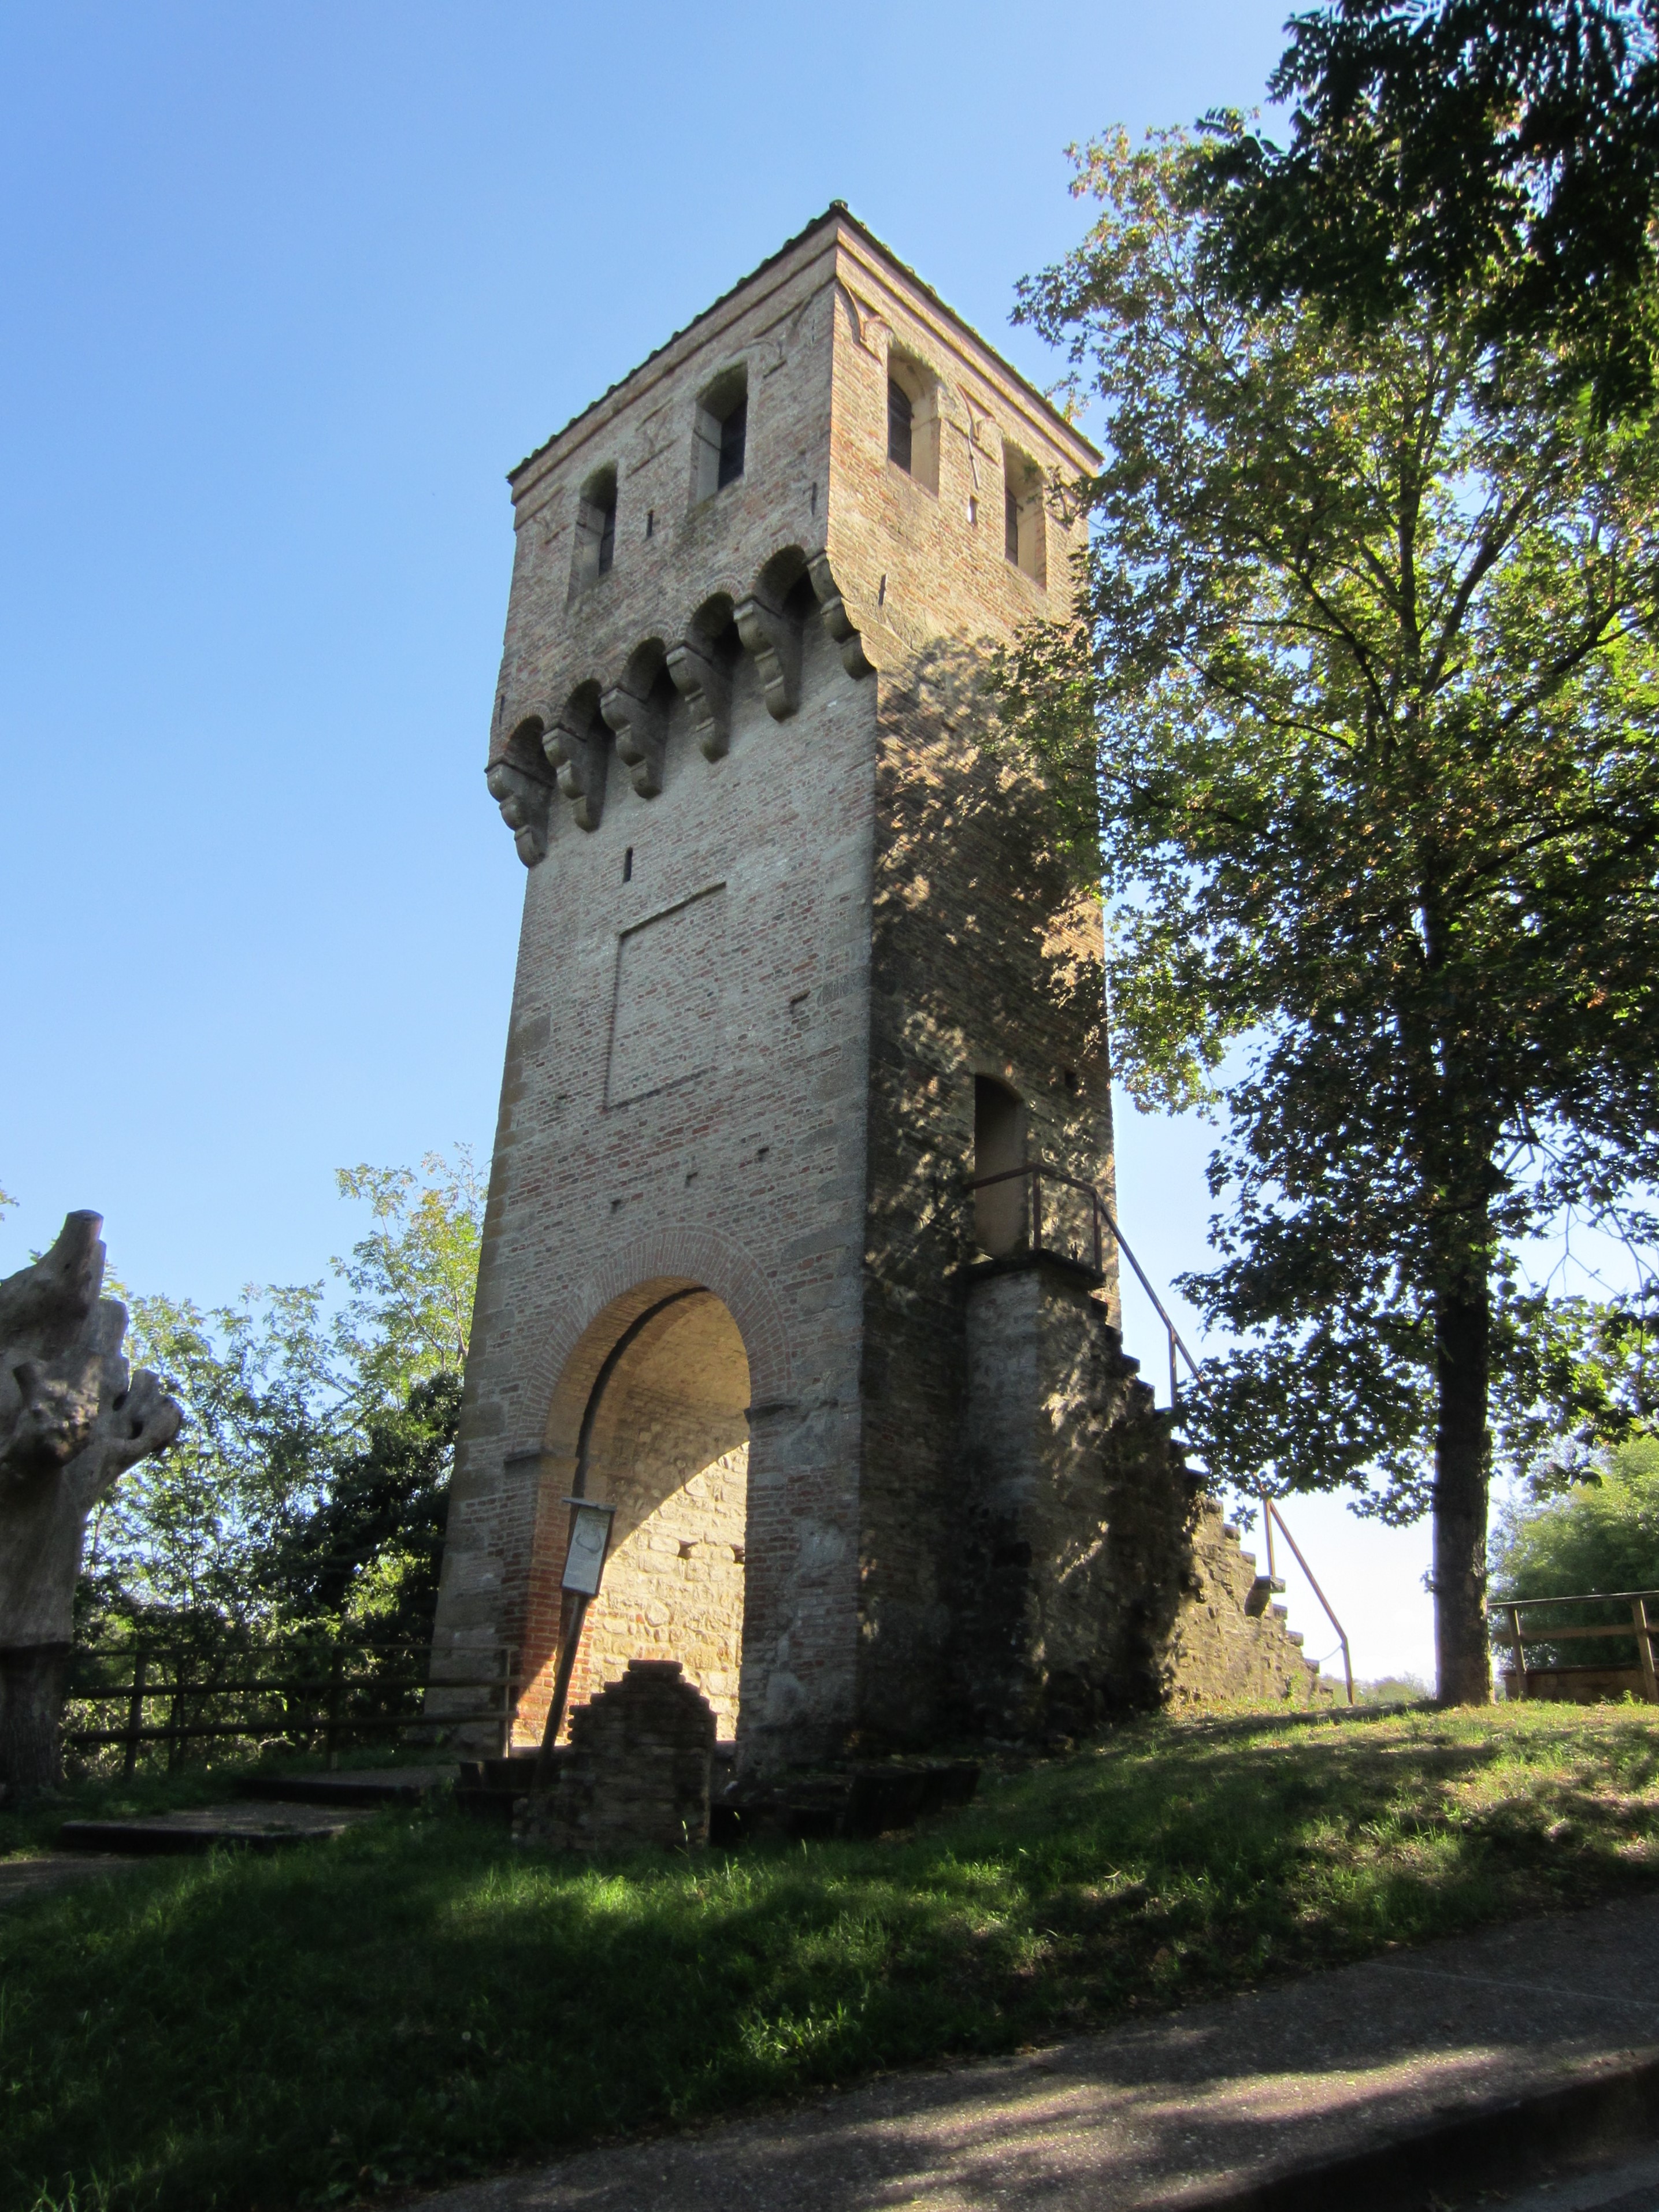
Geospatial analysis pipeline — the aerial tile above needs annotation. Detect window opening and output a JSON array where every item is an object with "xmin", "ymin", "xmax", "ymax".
[
  {"xmin": 973, "ymin": 1075, "xmax": 1026, "ymax": 1256},
  {"xmin": 645, "ymin": 509, "xmax": 655, "ymax": 539},
  {"xmin": 1001, "ymin": 443, "xmax": 1047, "ymax": 585},
  {"xmin": 623, "ymin": 846, "xmax": 634, "ymax": 883},
  {"xmin": 885, "ymin": 352, "xmax": 940, "ymax": 493},
  {"xmin": 572, "ymin": 466, "xmax": 618, "ymax": 592},
  {"xmin": 693, "ymin": 366, "xmax": 749, "ymax": 502},
  {"xmin": 718, "ymin": 395, "xmax": 747, "ymax": 489},
  {"xmin": 887, "ymin": 379, "xmax": 912, "ymax": 471}
]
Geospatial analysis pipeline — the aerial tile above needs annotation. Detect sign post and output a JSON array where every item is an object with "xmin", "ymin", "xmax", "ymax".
[{"xmin": 532, "ymin": 1497, "xmax": 618, "ymax": 1791}]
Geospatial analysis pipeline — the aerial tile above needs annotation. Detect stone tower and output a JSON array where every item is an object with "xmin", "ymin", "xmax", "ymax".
[{"xmin": 430, "ymin": 207, "xmax": 1323, "ymax": 1774}]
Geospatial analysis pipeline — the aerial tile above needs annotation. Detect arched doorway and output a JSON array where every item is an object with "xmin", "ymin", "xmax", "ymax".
[{"xmin": 555, "ymin": 1287, "xmax": 751, "ymax": 1739}]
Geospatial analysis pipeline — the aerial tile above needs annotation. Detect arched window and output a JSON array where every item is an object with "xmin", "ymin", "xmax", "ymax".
[
  {"xmin": 572, "ymin": 465, "xmax": 617, "ymax": 590},
  {"xmin": 973, "ymin": 1075, "xmax": 1026, "ymax": 1256},
  {"xmin": 886, "ymin": 351, "xmax": 940, "ymax": 494},
  {"xmin": 694, "ymin": 365, "xmax": 748, "ymax": 502},
  {"xmin": 1001, "ymin": 443, "xmax": 1046, "ymax": 585}
]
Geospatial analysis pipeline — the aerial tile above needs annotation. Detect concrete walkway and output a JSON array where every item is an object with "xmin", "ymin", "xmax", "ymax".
[{"xmin": 415, "ymin": 1891, "xmax": 1659, "ymax": 2211}]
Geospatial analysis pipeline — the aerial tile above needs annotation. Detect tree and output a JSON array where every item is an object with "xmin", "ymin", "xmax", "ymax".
[
  {"xmin": 86, "ymin": 1150, "xmax": 484, "ymax": 1648},
  {"xmin": 999, "ymin": 131, "xmax": 1659, "ymax": 1701},
  {"xmin": 1198, "ymin": 1, "xmax": 1659, "ymax": 421},
  {"xmin": 1491, "ymin": 1434, "xmax": 1659, "ymax": 1605}
]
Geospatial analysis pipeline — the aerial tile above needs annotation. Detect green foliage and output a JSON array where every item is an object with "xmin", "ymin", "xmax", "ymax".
[
  {"xmin": 999, "ymin": 127, "xmax": 1659, "ymax": 1690},
  {"xmin": 1494, "ymin": 1289, "xmax": 1659, "ymax": 1492},
  {"xmin": 1492, "ymin": 1436, "xmax": 1659, "ymax": 1599},
  {"xmin": 5, "ymin": 1707, "xmax": 1658, "ymax": 2210},
  {"xmin": 1197, "ymin": 2, "xmax": 1659, "ymax": 422},
  {"xmin": 82, "ymin": 1151, "xmax": 483, "ymax": 1653}
]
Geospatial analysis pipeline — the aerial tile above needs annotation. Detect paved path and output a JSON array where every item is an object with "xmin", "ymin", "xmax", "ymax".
[{"xmin": 415, "ymin": 1892, "xmax": 1659, "ymax": 2211}]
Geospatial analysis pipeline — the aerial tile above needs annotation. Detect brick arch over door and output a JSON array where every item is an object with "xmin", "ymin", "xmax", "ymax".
[{"xmin": 511, "ymin": 1224, "xmax": 793, "ymax": 1460}]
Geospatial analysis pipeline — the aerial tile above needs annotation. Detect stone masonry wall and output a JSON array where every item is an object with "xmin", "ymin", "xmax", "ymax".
[{"xmin": 957, "ymin": 1256, "xmax": 1327, "ymax": 1737}]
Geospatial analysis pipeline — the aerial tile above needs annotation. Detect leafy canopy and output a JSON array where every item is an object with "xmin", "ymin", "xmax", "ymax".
[
  {"xmin": 1000, "ymin": 129, "xmax": 1659, "ymax": 1527},
  {"xmin": 1491, "ymin": 1435, "xmax": 1659, "ymax": 1598},
  {"xmin": 1198, "ymin": 1, "xmax": 1659, "ymax": 422},
  {"xmin": 84, "ymin": 1149, "xmax": 483, "ymax": 1643}
]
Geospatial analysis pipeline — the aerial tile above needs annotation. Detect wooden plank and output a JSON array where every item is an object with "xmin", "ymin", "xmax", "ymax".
[
  {"xmin": 1635, "ymin": 1598, "xmax": 1659, "ymax": 1703},
  {"xmin": 1506, "ymin": 1603, "xmax": 1528, "ymax": 1698}
]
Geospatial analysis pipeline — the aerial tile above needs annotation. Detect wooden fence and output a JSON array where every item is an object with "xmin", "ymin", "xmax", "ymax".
[
  {"xmin": 62, "ymin": 1640, "xmax": 520, "ymax": 1774},
  {"xmin": 1494, "ymin": 1591, "xmax": 1659, "ymax": 1704}
]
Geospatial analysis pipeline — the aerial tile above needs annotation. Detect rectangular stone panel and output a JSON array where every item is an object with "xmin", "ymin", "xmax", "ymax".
[{"xmin": 605, "ymin": 883, "xmax": 727, "ymax": 1108}]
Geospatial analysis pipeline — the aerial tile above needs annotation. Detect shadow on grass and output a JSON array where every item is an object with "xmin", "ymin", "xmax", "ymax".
[{"xmin": 6, "ymin": 1706, "xmax": 1659, "ymax": 2212}]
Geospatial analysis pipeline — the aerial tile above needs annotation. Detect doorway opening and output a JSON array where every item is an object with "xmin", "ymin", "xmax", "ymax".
[
  {"xmin": 561, "ymin": 1288, "xmax": 750, "ymax": 1737},
  {"xmin": 973, "ymin": 1075, "xmax": 1026, "ymax": 1256}
]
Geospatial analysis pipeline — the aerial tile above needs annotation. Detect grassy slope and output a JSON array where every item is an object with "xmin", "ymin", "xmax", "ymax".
[{"xmin": 6, "ymin": 1702, "xmax": 1659, "ymax": 2212}]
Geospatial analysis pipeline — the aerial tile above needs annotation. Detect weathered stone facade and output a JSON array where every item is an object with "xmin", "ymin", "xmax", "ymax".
[{"xmin": 430, "ymin": 208, "xmax": 1323, "ymax": 1776}]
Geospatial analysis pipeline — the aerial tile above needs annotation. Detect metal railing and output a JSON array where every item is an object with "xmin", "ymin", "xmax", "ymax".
[
  {"xmin": 967, "ymin": 1161, "xmax": 1355, "ymax": 1704},
  {"xmin": 1495, "ymin": 1592, "xmax": 1659, "ymax": 1703},
  {"xmin": 64, "ymin": 1639, "xmax": 521, "ymax": 1774}
]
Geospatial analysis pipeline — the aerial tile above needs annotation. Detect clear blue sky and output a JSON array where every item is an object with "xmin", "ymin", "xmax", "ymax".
[{"xmin": 1, "ymin": 1, "xmax": 1449, "ymax": 1680}]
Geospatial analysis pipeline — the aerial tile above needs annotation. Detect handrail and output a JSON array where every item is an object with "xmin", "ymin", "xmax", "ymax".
[{"xmin": 966, "ymin": 1159, "xmax": 1355, "ymax": 1705}]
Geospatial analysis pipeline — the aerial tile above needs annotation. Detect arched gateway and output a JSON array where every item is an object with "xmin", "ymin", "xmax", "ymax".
[{"xmin": 429, "ymin": 210, "xmax": 1328, "ymax": 1779}]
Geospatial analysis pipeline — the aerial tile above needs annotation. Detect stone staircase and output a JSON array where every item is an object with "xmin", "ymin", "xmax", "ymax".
[
  {"xmin": 958, "ymin": 1252, "xmax": 1330, "ymax": 1738},
  {"xmin": 1165, "ymin": 1504, "xmax": 1330, "ymax": 1709}
]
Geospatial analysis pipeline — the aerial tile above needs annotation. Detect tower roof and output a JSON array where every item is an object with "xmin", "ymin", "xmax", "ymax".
[{"xmin": 510, "ymin": 203, "xmax": 1099, "ymax": 483}]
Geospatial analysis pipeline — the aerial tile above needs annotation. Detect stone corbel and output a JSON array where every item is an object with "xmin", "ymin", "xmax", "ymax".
[
  {"xmin": 734, "ymin": 592, "xmax": 802, "ymax": 720},
  {"xmin": 600, "ymin": 683, "xmax": 668, "ymax": 797},
  {"xmin": 665, "ymin": 638, "xmax": 732, "ymax": 761},
  {"xmin": 544, "ymin": 713, "xmax": 607, "ymax": 832},
  {"xmin": 484, "ymin": 759, "xmax": 554, "ymax": 867},
  {"xmin": 806, "ymin": 552, "xmax": 874, "ymax": 680}
]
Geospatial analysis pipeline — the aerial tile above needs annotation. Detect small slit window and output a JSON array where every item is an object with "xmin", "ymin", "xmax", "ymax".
[
  {"xmin": 693, "ymin": 365, "xmax": 748, "ymax": 502},
  {"xmin": 1001, "ymin": 443, "xmax": 1046, "ymax": 586},
  {"xmin": 886, "ymin": 352, "xmax": 940, "ymax": 494},
  {"xmin": 572, "ymin": 465, "xmax": 617, "ymax": 590}
]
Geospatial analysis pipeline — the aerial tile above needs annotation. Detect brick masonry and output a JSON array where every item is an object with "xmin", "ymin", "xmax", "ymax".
[{"xmin": 428, "ymin": 207, "xmax": 1324, "ymax": 1776}]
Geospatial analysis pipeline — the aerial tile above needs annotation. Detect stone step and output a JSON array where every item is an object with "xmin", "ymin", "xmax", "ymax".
[
  {"xmin": 60, "ymin": 1800, "xmax": 375, "ymax": 1855},
  {"xmin": 1245, "ymin": 1575, "xmax": 1287, "ymax": 1618},
  {"xmin": 235, "ymin": 1764, "xmax": 456, "ymax": 1809}
]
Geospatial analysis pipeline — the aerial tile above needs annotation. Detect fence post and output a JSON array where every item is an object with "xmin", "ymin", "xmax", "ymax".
[
  {"xmin": 1634, "ymin": 1598, "xmax": 1659, "ymax": 1704},
  {"xmin": 166, "ymin": 1655, "xmax": 188, "ymax": 1772},
  {"xmin": 325, "ymin": 1646, "xmax": 344, "ymax": 1770},
  {"xmin": 1506, "ymin": 1604, "xmax": 1528, "ymax": 1700},
  {"xmin": 122, "ymin": 1652, "xmax": 149, "ymax": 1780}
]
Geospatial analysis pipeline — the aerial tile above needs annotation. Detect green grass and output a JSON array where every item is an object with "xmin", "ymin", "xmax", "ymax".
[{"xmin": 7, "ymin": 1702, "xmax": 1659, "ymax": 2211}]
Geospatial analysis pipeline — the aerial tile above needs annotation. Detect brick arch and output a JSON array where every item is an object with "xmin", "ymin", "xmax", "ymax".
[{"xmin": 509, "ymin": 1223, "xmax": 793, "ymax": 1459}]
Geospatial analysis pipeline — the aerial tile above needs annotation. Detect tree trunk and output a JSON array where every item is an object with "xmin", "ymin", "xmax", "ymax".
[
  {"xmin": 0, "ymin": 1642, "xmax": 73, "ymax": 1798},
  {"xmin": 1432, "ymin": 1281, "xmax": 1493, "ymax": 1704}
]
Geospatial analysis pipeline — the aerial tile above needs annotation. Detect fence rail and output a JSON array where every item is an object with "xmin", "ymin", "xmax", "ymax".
[
  {"xmin": 62, "ymin": 1641, "xmax": 521, "ymax": 1773},
  {"xmin": 1494, "ymin": 1593, "xmax": 1659, "ymax": 1703},
  {"xmin": 967, "ymin": 1162, "xmax": 1354, "ymax": 1704}
]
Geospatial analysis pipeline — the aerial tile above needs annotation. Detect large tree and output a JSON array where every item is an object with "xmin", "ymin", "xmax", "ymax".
[
  {"xmin": 1000, "ymin": 130, "xmax": 1659, "ymax": 1700},
  {"xmin": 1200, "ymin": 1, "xmax": 1659, "ymax": 421}
]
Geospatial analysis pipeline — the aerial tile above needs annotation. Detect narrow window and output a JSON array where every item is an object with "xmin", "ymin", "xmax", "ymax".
[
  {"xmin": 623, "ymin": 846, "xmax": 633, "ymax": 883},
  {"xmin": 717, "ymin": 393, "xmax": 747, "ymax": 488},
  {"xmin": 1002, "ymin": 443, "xmax": 1047, "ymax": 586},
  {"xmin": 571, "ymin": 465, "xmax": 618, "ymax": 592},
  {"xmin": 973, "ymin": 1076, "xmax": 1025, "ymax": 1256},
  {"xmin": 887, "ymin": 378, "xmax": 913, "ymax": 472},
  {"xmin": 693, "ymin": 365, "xmax": 749, "ymax": 502},
  {"xmin": 885, "ymin": 352, "xmax": 939, "ymax": 493}
]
